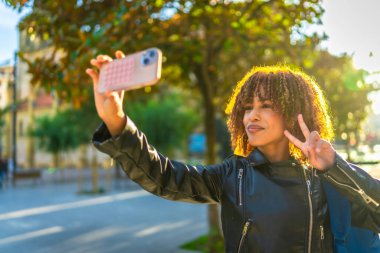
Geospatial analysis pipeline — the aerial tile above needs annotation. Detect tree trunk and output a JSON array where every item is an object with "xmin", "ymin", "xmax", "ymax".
[
  {"xmin": 53, "ymin": 152, "xmax": 64, "ymax": 181},
  {"xmin": 91, "ymin": 151, "xmax": 99, "ymax": 193},
  {"xmin": 204, "ymin": 98, "xmax": 223, "ymax": 252},
  {"xmin": 77, "ymin": 146, "xmax": 87, "ymax": 193},
  {"xmin": 195, "ymin": 62, "xmax": 223, "ymax": 252}
]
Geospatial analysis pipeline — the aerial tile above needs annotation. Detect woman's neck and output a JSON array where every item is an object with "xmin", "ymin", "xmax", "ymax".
[{"xmin": 257, "ymin": 143, "xmax": 290, "ymax": 163}]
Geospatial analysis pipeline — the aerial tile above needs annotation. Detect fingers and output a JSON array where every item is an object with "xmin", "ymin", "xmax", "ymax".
[
  {"xmin": 284, "ymin": 130, "xmax": 304, "ymax": 149},
  {"xmin": 306, "ymin": 131, "xmax": 322, "ymax": 161},
  {"xmin": 316, "ymin": 138, "xmax": 331, "ymax": 153},
  {"xmin": 86, "ymin": 50, "xmax": 125, "ymax": 95},
  {"xmin": 298, "ymin": 114, "xmax": 310, "ymax": 139},
  {"xmin": 90, "ymin": 59, "xmax": 101, "ymax": 69},
  {"xmin": 115, "ymin": 50, "xmax": 125, "ymax": 59},
  {"xmin": 89, "ymin": 51, "xmax": 123, "ymax": 70},
  {"xmin": 85, "ymin": 68, "xmax": 99, "ymax": 86},
  {"xmin": 97, "ymin": 54, "xmax": 113, "ymax": 63},
  {"xmin": 87, "ymin": 53, "xmax": 116, "ymax": 88},
  {"xmin": 308, "ymin": 130, "xmax": 320, "ymax": 146},
  {"xmin": 117, "ymin": 90, "xmax": 125, "ymax": 102},
  {"xmin": 308, "ymin": 131, "xmax": 319, "ymax": 151},
  {"xmin": 90, "ymin": 54, "xmax": 113, "ymax": 70}
]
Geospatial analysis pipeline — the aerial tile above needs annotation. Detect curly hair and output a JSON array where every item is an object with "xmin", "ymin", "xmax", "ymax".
[{"xmin": 225, "ymin": 65, "xmax": 334, "ymax": 163}]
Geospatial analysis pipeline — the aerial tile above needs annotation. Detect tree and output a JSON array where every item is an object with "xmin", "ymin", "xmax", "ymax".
[
  {"xmin": 127, "ymin": 90, "xmax": 201, "ymax": 156},
  {"xmin": 307, "ymin": 53, "xmax": 377, "ymax": 159},
  {"xmin": 265, "ymin": 35, "xmax": 378, "ymax": 159},
  {"xmin": 31, "ymin": 109, "xmax": 86, "ymax": 169}
]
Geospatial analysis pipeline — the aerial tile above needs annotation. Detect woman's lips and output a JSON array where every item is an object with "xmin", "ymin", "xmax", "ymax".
[{"xmin": 247, "ymin": 124, "xmax": 264, "ymax": 133}]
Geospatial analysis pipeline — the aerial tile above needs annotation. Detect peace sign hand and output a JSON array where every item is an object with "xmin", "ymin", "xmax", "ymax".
[{"xmin": 284, "ymin": 114, "xmax": 336, "ymax": 171}]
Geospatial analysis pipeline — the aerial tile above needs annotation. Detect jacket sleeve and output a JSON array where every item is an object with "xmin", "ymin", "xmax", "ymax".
[
  {"xmin": 92, "ymin": 117, "xmax": 230, "ymax": 204},
  {"xmin": 321, "ymin": 153, "xmax": 380, "ymax": 231}
]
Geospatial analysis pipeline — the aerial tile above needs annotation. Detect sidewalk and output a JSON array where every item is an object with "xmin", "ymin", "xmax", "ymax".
[
  {"xmin": 0, "ymin": 169, "xmax": 206, "ymax": 253},
  {"xmin": 0, "ymin": 166, "xmax": 132, "ymax": 191}
]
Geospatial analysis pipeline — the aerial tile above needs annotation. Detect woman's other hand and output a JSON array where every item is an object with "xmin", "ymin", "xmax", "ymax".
[
  {"xmin": 284, "ymin": 114, "xmax": 336, "ymax": 171},
  {"xmin": 86, "ymin": 51, "xmax": 127, "ymax": 137}
]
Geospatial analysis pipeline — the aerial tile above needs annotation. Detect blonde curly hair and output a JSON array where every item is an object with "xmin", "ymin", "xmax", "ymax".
[{"xmin": 225, "ymin": 65, "xmax": 334, "ymax": 163}]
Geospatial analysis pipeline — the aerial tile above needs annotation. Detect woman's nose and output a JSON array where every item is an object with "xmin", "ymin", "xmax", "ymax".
[{"xmin": 247, "ymin": 108, "xmax": 260, "ymax": 121}]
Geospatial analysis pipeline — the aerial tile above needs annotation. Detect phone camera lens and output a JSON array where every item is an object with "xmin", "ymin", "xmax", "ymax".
[
  {"xmin": 143, "ymin": 58, "xmax": 150, "ymax": 65},
  {"xmin": 149, "ymin": 50, "xmax": 156, "ymax": 58}
]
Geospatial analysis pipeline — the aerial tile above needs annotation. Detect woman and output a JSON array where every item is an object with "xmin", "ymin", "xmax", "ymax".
[{"xmin": 86, "ymin": 51, "xmax": 380, "ymax": 253}]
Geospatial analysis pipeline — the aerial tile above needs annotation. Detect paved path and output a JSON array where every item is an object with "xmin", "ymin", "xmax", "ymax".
[{"xmin": 0, "ymin": 177, "xmax": 207, "ymax": 253}]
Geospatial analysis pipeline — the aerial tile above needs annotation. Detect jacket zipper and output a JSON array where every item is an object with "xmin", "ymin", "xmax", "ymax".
[
  {"xmin": 238, "ymin": 168, "xmax": 244, "ymax": 206},
  {"xmin": 320, "ymin": 225, "xmax": 324, "ymax": 240},
  {"xmin": 237, "ymin": 219, "xmax": 253, "ymax": 253},
  {"xmin": 320, "ymin": 225, "xmax": 325, "ymax": 253},
  {"xmin": 332, "ymin": 163, "xmax": 380, "ymax": 207},
  {"xmin": 303, "ymin": 169, "xmax": 313, "ymax": 253}
]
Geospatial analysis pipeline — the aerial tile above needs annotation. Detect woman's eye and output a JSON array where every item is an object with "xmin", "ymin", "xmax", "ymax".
[
  {"xmin": 243, "ymin": 106, "xmax": 253, "ymax": 111},
  {"xmin": 262, "ymin": 103, "xmax": 273, "ymax": 109}
]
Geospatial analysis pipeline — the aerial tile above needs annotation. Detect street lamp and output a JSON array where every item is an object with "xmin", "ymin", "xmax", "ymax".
[{"xmin": 11, "ymin": 52, "xmax": 18, "ymax": 182}]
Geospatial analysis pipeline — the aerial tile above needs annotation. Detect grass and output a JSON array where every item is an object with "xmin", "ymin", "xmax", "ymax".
[{"xmin": 180, "ymin": 234, "xmax": 225, "ymax": 253}]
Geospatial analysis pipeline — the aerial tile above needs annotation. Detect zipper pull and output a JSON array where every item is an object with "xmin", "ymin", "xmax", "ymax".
[
  {"xmin": 237, "ymin": 219, "xmax": 253, "ymax": 253},
  {"xmin": 359, "ymin": 189, "xmax": 380, "ymax": 206},
  {"xmin": 238, "ymin": 168, "xmax": 244, "ymax": 206},
  {"xmin": 238, "ymin": 168, "xmax": 243, "ymax": 179},
  {"xmin": 306, "ymin": 180, "xmax": 312, "ymax": 195},
  {"xmin": 310, "ymin": 168, "xmax": 315, "ymax": 187},
  {"xmin": 242, "ymin": 220, "xmax": 252, "ymax": 236},
  {"xmin": 320, "ymin": 225, "xmax": 325, "ymax": 240}
]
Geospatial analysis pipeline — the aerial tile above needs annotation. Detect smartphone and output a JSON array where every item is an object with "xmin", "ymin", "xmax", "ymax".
[{"xmin": 98, "ymin": 48, "xmax": 162, "ymax": 93}]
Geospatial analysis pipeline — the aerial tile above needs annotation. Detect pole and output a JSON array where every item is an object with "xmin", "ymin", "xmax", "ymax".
[{"xmin": 11, "ymin": 52, "xmax": 17, "ymax": 183}]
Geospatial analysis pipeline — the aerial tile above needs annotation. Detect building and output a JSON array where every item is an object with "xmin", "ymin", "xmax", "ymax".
[
  {"xmin": 0, "ymin": 62, "xmax": 14, "ymax": 159},
  {"xmin": 0, "ymin": 31, "xmax": 109, "ymax": 170}
]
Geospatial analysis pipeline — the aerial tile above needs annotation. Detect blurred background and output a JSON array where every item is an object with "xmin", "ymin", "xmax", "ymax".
[{"xmin": 0, "ymin": 0, "xmax": 379, "ymax": 252}]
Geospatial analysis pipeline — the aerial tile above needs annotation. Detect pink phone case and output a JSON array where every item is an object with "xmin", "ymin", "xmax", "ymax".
[{"xmin": 98, "ymin": 48, "xmax": 162, "ymax": 93}]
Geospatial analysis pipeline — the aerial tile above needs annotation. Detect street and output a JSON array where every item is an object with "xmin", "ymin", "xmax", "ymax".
[{"xmin": 0, "ymin": 178, "xmax": 207, "ymax": 253}]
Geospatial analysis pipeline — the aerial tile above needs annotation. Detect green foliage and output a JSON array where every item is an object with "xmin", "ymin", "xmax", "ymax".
[
  {"xmin": 0, "ymin": 105, "xmax": 12, "ymax": 129},
  {"xmin": 10, "ymin": 0, "xmax": 324, "ymax": 106},
  {"xmin": 296, "ymin": 50, "xmax": 377, "ymax": 142},
  {"xmin": 31, "ymin": 108, "xmax": 91, "ymax": 154},
  {"xmin": 181, "ymin": 233, "xmax": 224, "ymax": 253},
  {"xmin": 1, "ymin": 0, "xmax": 28, "ymax": 10},
  {"xmin": 333, "ymin": 65, "xmax": 375, "ymax": 140},
  {"xmin": 126, "ymin": 92, "xmax": 200, "ymax": 155},
  {"xmin": 0, "ymin": 100, "xmax": 24, "ymax": 130}
]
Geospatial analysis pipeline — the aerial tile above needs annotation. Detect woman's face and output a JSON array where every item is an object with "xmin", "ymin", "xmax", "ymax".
[{"xmin": 243, "ymin": 96, "xmax": 289, "ymax": 156}]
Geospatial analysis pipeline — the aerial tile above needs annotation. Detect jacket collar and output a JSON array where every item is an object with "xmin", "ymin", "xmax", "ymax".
[{"xmin": 247, "ymin": 149, "xmax": 270, "ymax": 166}]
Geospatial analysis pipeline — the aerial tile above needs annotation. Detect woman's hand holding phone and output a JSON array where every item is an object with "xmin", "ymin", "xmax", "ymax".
[{"xmin": 86, "ymin": 50, "xmax": 127, "ymax": 137}]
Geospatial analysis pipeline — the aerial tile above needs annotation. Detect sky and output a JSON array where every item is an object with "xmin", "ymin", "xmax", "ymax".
[
  {"xmin": 318, "ymin": 0, "xmax": 380, "ymax": 73},
  {"xmin": 1, "ymin": 0, "xmax": 379, "ymax": 70},
  {"xmin": 0, "ymin": 0, "xmax": 379, "ymax": 107}
]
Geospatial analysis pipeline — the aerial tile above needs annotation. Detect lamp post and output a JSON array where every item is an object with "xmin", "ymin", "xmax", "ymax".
[{"xmin": 11, "ymin": 52, "xmax": 18, "ymax": 182}]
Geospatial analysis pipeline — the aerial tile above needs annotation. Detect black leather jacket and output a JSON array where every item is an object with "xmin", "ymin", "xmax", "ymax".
[{"xmin": 93, "ymin": 118, "xmax": 380, "ymax": 253}]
